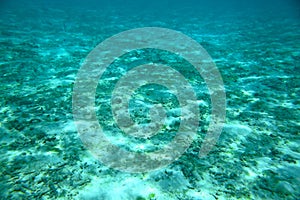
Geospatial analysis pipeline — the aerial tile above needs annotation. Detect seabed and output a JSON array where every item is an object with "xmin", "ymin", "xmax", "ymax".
[{"xmin": 0, "ymin": 1, "xmax": 299, "ymax": 199}]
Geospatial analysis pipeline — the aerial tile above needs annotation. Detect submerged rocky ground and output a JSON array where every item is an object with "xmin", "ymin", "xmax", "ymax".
[{"xmin": 0, "ymin": 2, "xmax": 299, "ymax": 199}]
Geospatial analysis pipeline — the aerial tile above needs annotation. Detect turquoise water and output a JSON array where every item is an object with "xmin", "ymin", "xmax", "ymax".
[{"xmin": 0, "ymin": 0, "xmax": 299, "ymax": 199}]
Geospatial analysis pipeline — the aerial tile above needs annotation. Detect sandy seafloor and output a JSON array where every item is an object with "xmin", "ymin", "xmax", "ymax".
[{"xmin": 0, "ymin": 0, "xmax": 300, "ymax": 199}]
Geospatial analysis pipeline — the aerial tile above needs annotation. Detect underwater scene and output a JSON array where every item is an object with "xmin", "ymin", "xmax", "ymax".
[{"xmin": 0, "ymin": 0, "xmax": 299, "ymax": 199}]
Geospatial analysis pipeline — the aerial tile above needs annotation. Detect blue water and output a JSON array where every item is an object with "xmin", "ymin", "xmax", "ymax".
[{"xmin": 0, "ymin": 0, "xmax": 299, "ymax": 199}]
